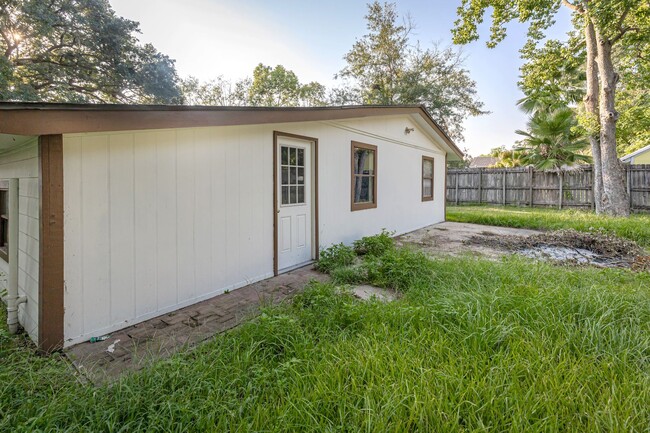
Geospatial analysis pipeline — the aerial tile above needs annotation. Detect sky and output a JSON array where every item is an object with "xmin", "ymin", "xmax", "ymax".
[{"xmin": 109, "ymin": 0, "xmax": 574, "ymax": 157}]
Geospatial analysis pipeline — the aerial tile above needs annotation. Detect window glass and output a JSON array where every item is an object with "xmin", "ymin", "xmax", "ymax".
[
  {"xmin": 280, "ymin": 145, "xmax": 306, "ymax": 205},
  {"xmin": 423, "ymin": 159, "xmax": 433, "ymax": 177},
  {"xmin": 352, "ymin": 143, "xmax": 377, "ymax": 209}
]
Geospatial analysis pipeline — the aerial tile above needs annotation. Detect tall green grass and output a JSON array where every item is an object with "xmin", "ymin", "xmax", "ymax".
[
  {"xmin": 1, "ymin": 256, "xmax": 649, "ymax": 432},
  {"xmin": 447, "ymin": 205, "xmax": 650, "ymax": 247}
]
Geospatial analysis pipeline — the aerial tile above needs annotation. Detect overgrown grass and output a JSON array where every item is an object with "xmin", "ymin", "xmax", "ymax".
[
  {"xmin": 447, "ymin": 205, "xmax": 650, "ymax": 247},
  {"xmin": 2, "ymin": 255, "xmax": 649, "ymax": 431}
]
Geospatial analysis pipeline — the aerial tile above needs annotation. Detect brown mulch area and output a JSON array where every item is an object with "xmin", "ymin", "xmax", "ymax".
[{"xmin": 464, "ymin": 229, "xmax": 649, "ymax": 271}]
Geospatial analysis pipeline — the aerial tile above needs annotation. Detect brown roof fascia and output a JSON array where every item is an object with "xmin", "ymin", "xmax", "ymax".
[{"xmin": 0, "ymin": 103, "xmax": 463, "ymax": 159}]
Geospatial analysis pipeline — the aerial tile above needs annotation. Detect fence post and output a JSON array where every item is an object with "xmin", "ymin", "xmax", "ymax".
[
  {"xmin": 477, "ymin": 169, "xmax": 482, "ymax": 204},
  {"xmin": 626, "ymin": 165, "xmax": 632, "ymax": 209},
  {"xmin": 502, "ymin": 170, "xmax": 507, "ymax": 205},
  {"xmin": 590, "ymin": 165, "xmax": 595, "ymax": 210},
  {"xmin": 455, "ymin": 172, "xmax": 459, "ymax": 205},
  {"xmin": 528, "ymin": 166, "xmax": 534, "ymax": 207},
  {"xmin": 558, "ymin": 171, "xmax": 563, "ymax": 210}
]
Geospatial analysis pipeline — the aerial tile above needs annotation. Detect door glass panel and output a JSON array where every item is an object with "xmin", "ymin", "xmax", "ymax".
[
  {"xmin": 282, "ymin": 186, "xmax": 289, "ymax": 205},
  {"xmin": 281, "ymin": 147, "xmax": 288, "ymax": 165},
  {"xmin": 280, "ymin": 145, "xmax": 307, "ymax": 206},
  {"xmin": 290, "ymin": 186, "xmax": 297, "ymax": 204}
]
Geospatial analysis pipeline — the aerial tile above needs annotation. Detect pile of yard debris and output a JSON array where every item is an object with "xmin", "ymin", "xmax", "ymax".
[{"xmin": 464, "ymin": 229, "xmax": 650, "ymax": 271}]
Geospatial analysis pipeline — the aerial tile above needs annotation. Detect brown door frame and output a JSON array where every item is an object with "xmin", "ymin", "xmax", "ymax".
[{"xmin": 272, "ymin": 131, "xmax": 319, "ymax": 276}]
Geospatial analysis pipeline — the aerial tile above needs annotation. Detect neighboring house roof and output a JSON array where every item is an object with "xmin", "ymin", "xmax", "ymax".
[
  {"xmin": 621, "ymin": 144, "xmax": 650, "ymax": 163},
  {"xmin": 469, "ymin": 156, "xmax": 498, "ymax": 168},
  {"xmin": 0, "ymin": 103, "xmax": 463, "ymax": 160}
]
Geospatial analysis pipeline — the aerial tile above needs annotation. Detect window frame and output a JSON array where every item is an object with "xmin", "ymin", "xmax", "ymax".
[
  {"xmin": 421, "ymin": 156, "xmax": 434, "ymax": 202},
  {"xmin": 350, "ymin": 141, "xmax": 378, "ymax": 211}
]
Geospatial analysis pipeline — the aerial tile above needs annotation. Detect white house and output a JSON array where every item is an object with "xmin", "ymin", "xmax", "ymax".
[{"xmin": 0, "ymin": 103, "xmax": 462, "ymax": 352}]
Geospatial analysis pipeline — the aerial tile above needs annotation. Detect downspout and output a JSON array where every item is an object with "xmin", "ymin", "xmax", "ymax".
[{"xmin": 6, "ymin": 178, "xmax": 26, "ymax": 334}]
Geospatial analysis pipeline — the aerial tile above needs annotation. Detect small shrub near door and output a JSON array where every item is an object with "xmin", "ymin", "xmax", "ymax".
[
  {"xmin": 318, "ymin": 232, "xmax": 434, "ymax": 293},
  {"xmin": 353, "ymin": 229, "xmax": 395, "ymax": 257},
  {"xmin": 315, "ymin": 243, "xmax": 356, "ymax": 273}
]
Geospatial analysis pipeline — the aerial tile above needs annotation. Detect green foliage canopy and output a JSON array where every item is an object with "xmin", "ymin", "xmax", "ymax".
[
  {"xmin": 0, "ymin": 0, "xmax": 181, "ymax": 103},
  {"xmin": 337, "ymin": 1, "xmax": 487, "ymax": 142}
]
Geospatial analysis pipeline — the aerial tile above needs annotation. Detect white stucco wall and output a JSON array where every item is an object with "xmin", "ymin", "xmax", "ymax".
[
  {"xmin": 0, "ymin": 140, "xmax": 40, "ymax": 343},
  {"xmin": 62, "ymin": 114, "xmax": 449, "ymax": 346}
]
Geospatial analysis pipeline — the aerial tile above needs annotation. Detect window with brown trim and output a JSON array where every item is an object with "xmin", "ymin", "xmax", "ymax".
[
  {"xmin": 422, "ymin": 156, "xmax": 434, "ymax": 201},
  {"xmin": 351, "ymin": 142, "xmax": 377, "ymax": 211},
  {"xmin": 0, "ymin": 188, "xmax": 8, "ymax": 262}
]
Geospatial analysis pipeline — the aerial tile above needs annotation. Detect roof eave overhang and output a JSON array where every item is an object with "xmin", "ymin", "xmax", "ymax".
[{"xmin": 0, "ymin": 103, "xmax": 463, "ymax": 159}]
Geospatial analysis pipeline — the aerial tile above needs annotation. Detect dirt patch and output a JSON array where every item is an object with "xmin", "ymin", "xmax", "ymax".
[
  {"xmin": 464, "ymin": 229, "xmax": 649, "ymax": 270},
  {"xmin": 397, "ymin": 222, "xmax": 649, "ymax": 271},
  {"xmin": 396, "ymin": 222, "xmax": 541, "ymax": 259}
]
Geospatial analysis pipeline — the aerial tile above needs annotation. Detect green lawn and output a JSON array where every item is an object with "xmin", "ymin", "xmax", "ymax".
[
  {"xmin": 2, "ymin": 235, "xmax": 649, "ymax": 431},
  {"xmin": 447, "ymin": 205, "xmax": 650, "ymax": 247}
]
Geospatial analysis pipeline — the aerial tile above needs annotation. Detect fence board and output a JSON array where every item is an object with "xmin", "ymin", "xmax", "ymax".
[{"xmin": 447, "ymin": 164, "xmax": 650, "ymax": 212}]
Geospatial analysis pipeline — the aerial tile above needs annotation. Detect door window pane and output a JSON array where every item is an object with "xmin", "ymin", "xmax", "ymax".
[
  {"xmin": 298, "ymin": 148, "xmax": 304, "ymax": 166},
  {"xmin": 281, "ymin": 147, "xmax": 288, "ymax": 165},
  {"xmin": 298, "ymin": 167, "xmax": 304, "ymax": 184},
  {"xmin": 282, "ymin": 167, "xmax": 288, "ymax": 185},
  {"xmin": 282, "ymin": 186, "xmax": 289, "ymax": 205},
  {"xmin": 290, "ymin": 186, "xmax": 297, "ymax": 204},
  {"xmin": 297, "ymin": 186, "xmax": 305, "ymax": 203}
]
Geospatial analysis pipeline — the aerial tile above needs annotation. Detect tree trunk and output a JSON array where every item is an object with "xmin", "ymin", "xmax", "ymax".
[
  {"xmin": 584, "ymin": 19, "xmax": 603, "ymax": 214},
  {"xmin": 594, "ymin": 25, "xmax": 630, "ymax": 216}
]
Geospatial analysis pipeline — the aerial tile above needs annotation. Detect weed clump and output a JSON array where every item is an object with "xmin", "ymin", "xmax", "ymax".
[
  {"xmin": 318, "ymin": 232, "xmax": 433, "ymax": 293},
  {"xmin": 353, "ymin": 229, "xmax": 395, "ymax": 256},
  {"xmin": 316, "ymin": 243, "xmax": 356, "ymax": 273}
]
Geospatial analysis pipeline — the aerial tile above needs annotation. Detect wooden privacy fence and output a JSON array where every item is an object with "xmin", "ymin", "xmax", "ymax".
[{"xmin": 446, "ymin": 164, "xmax": 650, "ymax": 211}]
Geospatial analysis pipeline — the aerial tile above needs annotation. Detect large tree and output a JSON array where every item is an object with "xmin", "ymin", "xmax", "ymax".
[
  {"xmin": 453, "ymin": 0, "xmax": 649, "ymax": 216},
  {"xmin": 336, "ymin": 1, "xmax": 486, "ymax": 142},
  {"xmin": 0, "ymin": 0, "xmax": 181, "ymax": 103}
]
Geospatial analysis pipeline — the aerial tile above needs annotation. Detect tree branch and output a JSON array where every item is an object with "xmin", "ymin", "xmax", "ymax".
[
  {"xmin": 610, "ymin": 6, "xmax": 632, "ymax": 44},
  {"xmin": 561, "ymin": 0, "xmax": 584, "ymax": 13}
]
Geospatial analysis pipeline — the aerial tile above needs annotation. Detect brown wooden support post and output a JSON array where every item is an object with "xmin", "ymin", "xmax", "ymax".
[
  {"xmin": 528, "ymin": 166, "xmax": 534, "ymax": 207},
  {"xmin": 38, "ymin": 135, "xmax": 65, "ymax": 353}
]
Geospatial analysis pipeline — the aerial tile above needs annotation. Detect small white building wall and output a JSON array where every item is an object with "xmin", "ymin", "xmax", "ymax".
[
  {"xmin": 62, "ymin": 114, "xmax": 448, "ymax": 345},
  {"xmin": 0, "ymin": 140, "xmax": 40, "ymax": 343}
]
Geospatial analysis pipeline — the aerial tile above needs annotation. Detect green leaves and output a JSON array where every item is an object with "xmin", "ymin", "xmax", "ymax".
[
  {"xmin": 337, "ymin": 1, "xmax": 486, "ymax": 142},
  {"xmin": 0, "ymin": 0, "xmax": 181, "ymax": 103},
  {"xmin": 515, "ymin": 107, "xmax": 591, "ymax": 169}
]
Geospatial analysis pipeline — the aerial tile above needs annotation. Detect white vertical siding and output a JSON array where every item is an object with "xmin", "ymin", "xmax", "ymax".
[
  {"xmin": 0, "ymin": 140, "xmax": 40, "ymax": 344},
  {"xmin": 63, "ymin": 127, "xmax": 275, "ymax": 345},
  {"xmin": 63, "ymin": 115, "xmax": 449, "ymax": 346}
]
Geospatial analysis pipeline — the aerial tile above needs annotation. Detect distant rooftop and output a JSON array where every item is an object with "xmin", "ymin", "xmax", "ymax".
[{"xmin": 469, "ymin": 156, "xmax": 498, "ymax": 168}]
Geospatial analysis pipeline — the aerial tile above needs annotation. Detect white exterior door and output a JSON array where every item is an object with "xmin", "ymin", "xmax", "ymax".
[{"xmin": 277, "ymin": 138, "xmax": 312, "ymax": 271}]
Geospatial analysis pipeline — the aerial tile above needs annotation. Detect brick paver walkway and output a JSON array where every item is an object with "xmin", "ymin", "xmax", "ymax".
[{"xmin": 65, "ymin": 265, "xmax": 328, "ymax": 384}]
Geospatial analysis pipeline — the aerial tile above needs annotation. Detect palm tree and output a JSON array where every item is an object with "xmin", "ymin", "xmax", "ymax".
[
  {"xmin": 491, "ymin": 148, "xmax": 526, "ymax": 168},
  {"xmin": 515, "ymin": 108, "xmax": 591, "ymax": 170}
]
